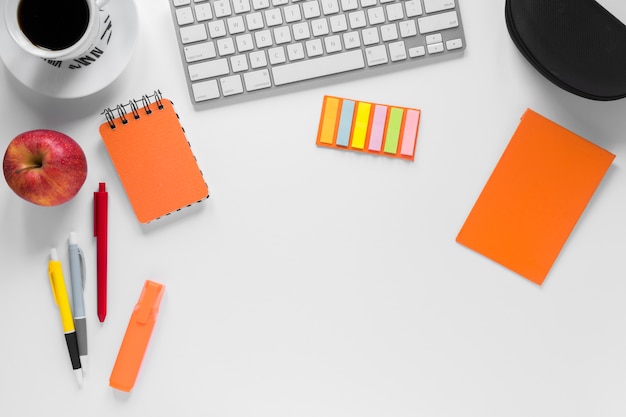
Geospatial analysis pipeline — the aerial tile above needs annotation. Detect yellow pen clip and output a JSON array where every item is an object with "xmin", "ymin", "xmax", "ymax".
[
  {"xmin": 48, "ymin": 249, "xmax": 76, "ymax": 333},
  {"xmin": 48, "ymin": 260, "xmax": 61, "ymax": 306}
]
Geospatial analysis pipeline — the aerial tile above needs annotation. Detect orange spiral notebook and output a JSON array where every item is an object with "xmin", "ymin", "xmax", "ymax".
[{"xmin": 100, "ymin": 91, "xmax": 209, "ymax": 223}]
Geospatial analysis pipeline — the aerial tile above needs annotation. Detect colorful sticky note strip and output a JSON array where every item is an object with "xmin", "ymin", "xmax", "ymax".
[{"xmin": 316, "ymin": 96, "xmax": 421, "ymax": 160}]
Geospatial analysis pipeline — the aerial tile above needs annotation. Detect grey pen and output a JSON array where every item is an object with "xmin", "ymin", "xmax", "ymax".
[{"xmin": 68, "ymin": 232, "xmax": 88, "ymax": 373}]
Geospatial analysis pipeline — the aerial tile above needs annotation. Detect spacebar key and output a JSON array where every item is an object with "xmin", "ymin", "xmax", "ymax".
[{"xmin": 272, "ymin": 50, "xmax": 365, "ymax": 86}]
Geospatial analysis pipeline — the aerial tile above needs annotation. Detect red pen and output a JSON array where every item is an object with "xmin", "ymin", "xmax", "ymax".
[{"xmin": 94, "ymin": 182, "xmax": 108, "ymax": 322}]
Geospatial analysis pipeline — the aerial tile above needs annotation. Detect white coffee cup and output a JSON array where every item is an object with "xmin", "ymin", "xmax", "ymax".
[{"xmin": 5, "ymin": 0, "xmax": 112, "ymax": 61}]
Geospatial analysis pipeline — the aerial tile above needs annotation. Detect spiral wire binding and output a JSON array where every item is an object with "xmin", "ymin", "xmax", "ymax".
[{"xmin": 102, "ymin": 90, "xmax": 164, "ymax": 129}]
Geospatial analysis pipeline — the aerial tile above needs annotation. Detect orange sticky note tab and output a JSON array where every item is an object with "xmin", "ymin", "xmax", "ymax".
[
  {"xmin": 110, "ymin": 280, "xmax": 165, "ymax": 392},
  {"xmin": 317, "ymin": 96, "xmax": 341, "ymax": 145},
  {"xmin": 456, "ymin": 109, "xmax": 615, "ymax": 285}
]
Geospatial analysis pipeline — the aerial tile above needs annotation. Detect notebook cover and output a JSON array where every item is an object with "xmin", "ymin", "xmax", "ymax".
[
  {"xmin": 100, "ymin": 99, "xmax": 209, "ymax": 223},
  {"xmin": 456, "ymin": 109, "xmax": 614, "ymax": 285}
]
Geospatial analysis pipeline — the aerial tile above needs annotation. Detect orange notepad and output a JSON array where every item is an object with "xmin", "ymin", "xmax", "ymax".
[
  {"xmin": 456, "ymin": 109, "xmax": 615, "ymax": 285},
  {"xmin": 100, "ymin": 92, "xmax": 209, "ymax": 223}
]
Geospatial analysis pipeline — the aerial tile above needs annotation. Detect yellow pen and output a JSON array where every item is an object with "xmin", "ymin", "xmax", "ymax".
[{"xmin": 48, "ymin": 248, "xmax": 83, "ymax": 387}]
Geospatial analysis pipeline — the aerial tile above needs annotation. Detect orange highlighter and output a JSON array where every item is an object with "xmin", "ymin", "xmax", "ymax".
[{"xmin": 110, "ymin": 280, "xmax": 165, "ymax": 392}]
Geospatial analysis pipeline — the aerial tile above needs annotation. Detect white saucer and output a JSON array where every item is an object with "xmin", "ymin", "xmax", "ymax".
[{"xmin": 0, "ymin": 0, "xmax": 138, "ymax": 99}]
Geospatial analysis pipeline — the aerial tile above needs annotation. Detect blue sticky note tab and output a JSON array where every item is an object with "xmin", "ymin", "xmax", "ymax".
[{"xmin": 335, "ymin": 100, "xmax": 355, "ymax": 147}]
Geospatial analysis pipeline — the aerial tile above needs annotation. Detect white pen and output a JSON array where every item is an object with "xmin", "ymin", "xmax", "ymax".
[{"xmin": 68, "ymin": 232, "xmax": 88, "ymax": 373}]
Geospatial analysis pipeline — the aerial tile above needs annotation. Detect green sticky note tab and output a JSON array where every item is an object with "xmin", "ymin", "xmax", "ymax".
[{"xmin": 383, "ymin": 107, "xmax": 403, "ymax": 154}]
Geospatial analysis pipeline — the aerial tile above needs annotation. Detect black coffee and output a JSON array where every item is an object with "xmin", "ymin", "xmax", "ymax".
[{"xmin": 18, "ymin": 0, "xmax": 90, "ymax": 51}]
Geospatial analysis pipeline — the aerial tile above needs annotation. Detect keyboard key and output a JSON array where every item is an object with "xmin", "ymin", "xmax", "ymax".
[
  {"xmin": 446, "ymin": 38, "xmax": 463, "ymax": 50},
  {"xmin": 244, "ymin": 69, "xmax": 272, "ymax": 90},
  {"xmin": 192, "ymin": 80, "xmax": 220, "ymax": 101},
  {"xmin": 268, "ymin": 46, "xmax": 286, "ymax": 64},
  {"xmin": 284, "ymin": 5, "xmax": 302, "ymax": 22},
  {"xmin": 231, "ymin": 54, "xmax": 250, "ymax": 71},
  {"xmin": 274, "ymin": 26, "xmax": 292, "ymax": 44},
  {"xmin": 236, "ymin": 33, "xmax": 254, "ymax": 51},
  {"xmin": 423, "ymin": 0, "xmax": 455, "ymax": 14},
  {"xmin": 265, "ymin": 9, "xmax": 283, "ymax": 26},
  {"xmin": 188, "ymin": 58, "xmax": 230, "ymax": 81},
  {"xmin": 232, "ymin": 0, "xmax": 251, "ymax": 13},
  {"xmin": 426, "ymin": 33, "xmax": 442, "ymax": 44},
  {"xmin": 343, "ymin": 31, "xmax": 361, "ymax": 49},
  {"xmin": 427, "ymin": 42, "xmax": 444, "ymax": 54},
  {"xmin": 220, "ymin": 75, "xmax": 244, "ymax": 96},
  {"xmin": 349, "ymin": 10, "xmax": 366, "ymax": 29},
  {"xmin": 330, "ymin": 14, "xmax": 348, "ymax": 32},
  {"xmin": 341, "ymin": 0, "xmax": 359, "ymax": 11},
  {"xmin": 367, "ymin": 7, "xmax": 385, "ymax": 25},
  {"xmin": 293, "ymin": 22, "xmax": 311, "ymax": 40},
  {"xmin": 195, "ymin": 4, "xmax": 213, "ymax": 21},
  {"xmin": 246, "ymin": 12, "xmax": 264, "ymax": 30},
  {"xmin": 408, "ymin": 45, "xmax": 425, "ymax": 57},
  {"xmin": 228, "ymin": 16, "xmax": 246, "ymax": 34},
  {"xmin": 249, "ymin": 50, "xmax": 268, "ymax": 67},
  {"xmin": 399, "ymin": 20, "xmax": 417, "ymax": 38},
  {"xmin": 213, "ymin": 0, "xmax": 232, "ymax": 17},
  {"xmin": 287, "ymin": 43, "xmax": 306, "ymax": 60},
  {"xmin": 208, "ymin": 20, "xmax": 227, "ymax": 38},
  {"xmin": 184, "ymin": 41, "xmax": 217, "ymax": 62},
  {"xmin": 365, "ymin": 44, "xmax": 388, "ymax": 66},
  {"xmin": 388, "ymin": 41, "xmax": 407, "ymax": 61},
  {"xmin": 362, "ymin": 28, "xmax": 380, "ymax": 46},
  {"xmin": 217, "ymin": 38, "xmax": 236, "ymax": 55},
  {"xmin": 305, "ymin": 39, "xmax": 324, "ymax": 57},
  {"xmin": 418, "ymin": 11, "xmax": 459, "ymax": 34},
  {"xmin": 311, "ymin": 18, "xmax": 330, "ymax": 36},
  {"xmin": 303, "ymin": 1, "xmax": 321, "ymax": 18},
  {"xmin": 386, "ymin": 3, "xmax": 404, "ymax": 21},
  {"xmin": 252, "ymin": 0, "xmax": 270, "ymax": 9},
  {"xmin": 272, "ymin": 50, "xmax": 365, "ymax": 85},
  {"xmin": 255, "ymin": 30, "xmax": 273, "ymax": 48},
  {"xmin": 321, "ymin": 0, "xmax": 340, "ymax": 15},
  {"xmin": 381, "ymin": 24, "xmax": 398, "ymax": 41},
  {"xmin": 324, "ymin": 35, "xmax": 343, "ymax": 53},
  {"xmin": 404, "ymin": 0, "xmax": 423, "ymax": 17},
  {"xmin": 176, "ymin": 7, "xmax": 194, "ymax": 25},
  {"xmin": 180, "ymin": 24, "xmax": 208, "ymax": 44}
]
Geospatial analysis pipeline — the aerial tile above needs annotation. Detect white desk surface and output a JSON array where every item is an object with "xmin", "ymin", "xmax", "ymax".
[{"xmin": 2, "ymin": 1, "xmax": 626, "ymax": 416}]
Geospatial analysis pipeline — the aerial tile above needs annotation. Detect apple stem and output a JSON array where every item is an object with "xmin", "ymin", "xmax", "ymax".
[{"xmin": 15, "ymin": 164, "xmax": 43, "ymax": 174}]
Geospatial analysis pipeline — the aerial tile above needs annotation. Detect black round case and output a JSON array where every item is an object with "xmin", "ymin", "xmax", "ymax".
[{"xmin": 505, "ymin": 0, "xmax": 626, "ymax": 101}]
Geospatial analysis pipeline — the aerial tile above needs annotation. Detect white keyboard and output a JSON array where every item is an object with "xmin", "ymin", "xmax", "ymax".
[{"xmin": 169, "ymin": 0, "xmax": 466, "ymax": 108}]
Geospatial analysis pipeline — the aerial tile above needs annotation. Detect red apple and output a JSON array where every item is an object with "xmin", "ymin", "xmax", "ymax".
[{"xmin": 3, "ymin": 129, "xmax": 87, "ymax": 206}]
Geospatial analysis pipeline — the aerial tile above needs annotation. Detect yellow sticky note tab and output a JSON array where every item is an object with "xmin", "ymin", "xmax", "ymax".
[{"xmin": 351, "ymin": 101, "xmax": 371, "ymax": 150}]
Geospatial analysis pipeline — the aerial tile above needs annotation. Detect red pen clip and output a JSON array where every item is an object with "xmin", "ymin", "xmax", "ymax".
[{"xmin": 94, "ymin": 182, "xmax": 108, "ymax": 322}]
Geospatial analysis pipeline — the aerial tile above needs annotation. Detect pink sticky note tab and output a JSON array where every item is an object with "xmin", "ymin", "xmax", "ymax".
[
  {"xmin": 368, "ymin": 105, "xmax": 388, "ymax": 152},
  {"xmin": 400, "ymin": 109, "xmax": 420, "ymax": 156}
]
